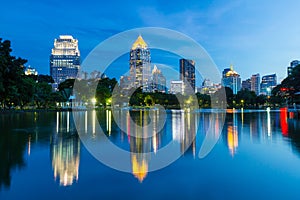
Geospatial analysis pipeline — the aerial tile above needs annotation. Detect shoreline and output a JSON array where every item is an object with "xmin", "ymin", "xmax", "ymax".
[{"xmin": 1, "ymin": 107, "xmax": 299, "ymax": 113}]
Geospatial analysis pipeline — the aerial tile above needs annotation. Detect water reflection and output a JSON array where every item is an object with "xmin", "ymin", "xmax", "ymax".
[
  {"xmin": 2, "ymin": 109, "xmax": 300, "ymax": 191},
  {"xmin": 171, "ymin": 111, "xmax": 196, "ymax": 157},
  {"xmin": 226, "ymin": 112, "xmax": 239, "ymax": 156},
  {"xmin": 51, "ymin": 112, "xmax": 80, "ymax": 186},
  {"xmin": 127, "ymin": 110, "xmax": 157, "ymax": 182}
]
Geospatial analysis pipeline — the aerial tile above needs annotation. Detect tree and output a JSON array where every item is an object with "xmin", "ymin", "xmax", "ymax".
[
  {"xmin": 18, "ymin": 76, "xmax": 36, "ymax": 108},
  {"xmin": 0, "ymin": 39, "xmax": 27, "ymax": 108},
  {"xmin": 58, "ymin": 79, "xmax": 75, "ymax": 100},
  {"xmin": 144, "ymin": 95, "xmax": 154, "ymax": 106},
  {"xmin": 34, "ymin": 82, "xmax": 52, "ymax": 108},
  {"xmin": 196, "ymin": 93, "xmax": 211, "ymax": 108},
  {"xmin": 236, "ymin": 89, "xmax": 257, "ymax": 108},
  {"xmin": 272, "ymin": 64, "xmax": 300, "ymax": 106}
]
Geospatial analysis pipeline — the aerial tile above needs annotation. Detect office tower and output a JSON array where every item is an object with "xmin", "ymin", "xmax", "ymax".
[
  {"xmin": 179, "ymin": 59, "xmax": 195, "ymax": 94},
  {"xmin": 50, "ymin": 35, "xmax": 80, "ymax": 89},
  {"xmin": 222, "ymin": 68, "xmax": 231, "ymax": 78},
  {"xmin": 251, "ymin": 73, "xmax": 260, "ymax": 95},
  {"xmin": 129, "ymin": 35, "xmax": 151, "ymax": 92},
  {"xmin": 287, "ymin": 60, "xmax": 300, "ymax": 76},
  {"xmin": 151, "ymin": 65, "xmax": 166, "ymax": 93},
  {"xmin": 221, "ymin": 66, "xmax": 241, "ymax": 94},
  {"xmin": 241, "ymin": 78, "xmax": 251, "ymax": 91},
  {"xmin": 260, "ymin": 74, "xmax": 277, "ymax": 95}
]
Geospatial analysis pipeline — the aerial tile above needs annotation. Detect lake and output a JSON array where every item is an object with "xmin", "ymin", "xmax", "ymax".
[{"xmin": 0, "ymin": 109, "xmax": 300, "ymax": 199}]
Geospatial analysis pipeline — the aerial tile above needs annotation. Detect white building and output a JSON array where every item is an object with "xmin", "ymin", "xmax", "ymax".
[
  {"xmin": 170, "ymin": 80, "xmax": 184, "ymax": 94},
  {"xmin": 50, "ymin": 35, "xmax": 80, "ymax": 89}
]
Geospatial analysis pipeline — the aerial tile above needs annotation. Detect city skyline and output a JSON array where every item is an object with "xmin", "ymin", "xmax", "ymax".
[{"xmin": 1, "ymin": 0, "xmax": 300, "ymax": 83}]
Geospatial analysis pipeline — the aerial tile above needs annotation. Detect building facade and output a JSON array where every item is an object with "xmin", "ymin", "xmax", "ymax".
[
  {"xmin": 151, "ymin": 65, "xmax": 166, "ymax": 93},
  {"xmin": 199, "ymin": 79, "xmax": 220, "ymax": 94},
  {"xmin": 25, "ymin": 66, "xmax": 38, "ymax": 76},
  {"xmin": 260, "ymin": 74, "xmax": 277, "ymax": 95},
  {"xmin": 50, "ymin": 35, "xmax": 80, "ymax": 89},
  {"xmin": 179, "ymin": 59, "xmax": 195, "ymax": 94},
  {"xmin": 251, "ymin": 73, "xmax": 260, "ymax": 95},
  {"xmin": 129, "ymin": 35, "xmax": 151, "ymax": 92},
  {"xmin": 170, "ymin": 80, "xmax": 184, "ymax": 94},
  {"xmin": 221, "ymin": 66, "xmax": 241, "ymax": 94},
  {"xmin": 241, "ymin": 78, "xmax": 251, "ymax": 91},
  {"xmin": 287, "ymin": 60, "xmax": 300, "ymax": 76}
]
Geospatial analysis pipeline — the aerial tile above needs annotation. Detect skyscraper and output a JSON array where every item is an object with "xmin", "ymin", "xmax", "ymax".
[
  {"xmin": 241, "ymin": 78, "xmax": 251, "ymax": 91},
  {"xmin": 129, "ymin": 35, "xmax": 151, "ymax": 92},
  {"xmin": 287, "ymin": 60, "xmax": 300, "ymax": 76},
  {"xmin": 151, "ymin": 65, "xmax": 166, "ymax": 93},
  {"xmin": 50, "ymin": 35, "xmax": 80, "ymax": 89},
  {"xmin": 260, "ymin": 74, "xmax": 277, "ymax": 95},
  {"xmin": 221, "ymin": 66, "xmax": 241, "ymax": 94},
  {"xmin": 179, "ymin": 59, "xmax": 195, "ymax": 94},
  {"xmin": 251, "ymin": 73, "xmax": 260, "ymax": 95}
]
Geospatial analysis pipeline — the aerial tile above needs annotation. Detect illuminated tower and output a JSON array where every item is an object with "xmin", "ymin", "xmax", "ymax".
[
  {"xmin": 222, "ymin": 65, "xmax": 241, "ymax": 94},
  {"xmin": 50, "ymin": 35, "xmax": 80, "ymax": 89},
  {"xmin": 129, "ymin": 35, "xmax": 151, "ymax": 92}
]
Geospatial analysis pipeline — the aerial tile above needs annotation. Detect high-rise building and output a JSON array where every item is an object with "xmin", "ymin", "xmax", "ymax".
[
  {"xmin": 260, "ymin": 74, "xmax": 277, "ymax": 95},
  {"xmin": 251, "ymin": 73, "xmax": 260, "ymax": 95},
  {"xmin": 179, "ymin": 59, "xmax": 195, "ymax": 94},
  {"xmin": 221, "ymin": 66, "xmax": 241, "ymax": 94},
  {"xmin": 151, "ymin": 65, "xmax": 166, "ymax": 93},
  {"xmin": 287, "ymin": 60, "xmax": 300, "ymax": 76},
  {"xmin": 222, "ymin": 68, "xmax": 231, "ymax": 78},
  {"xmin": 129, "ymin": 35, "xmax": 151, "ymax": 92},
  {"xmin": 241, "ymin": 78, "xmax": 251, "ymax": 91},
  {"xmin": 50, "ymin": 35, "xmax": 80, "ymax": 89}
]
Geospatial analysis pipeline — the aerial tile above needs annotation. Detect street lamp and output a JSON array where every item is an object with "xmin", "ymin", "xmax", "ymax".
[{"xmin": 91, "ymin": 98, "xmax": 97, "ymax": 109}]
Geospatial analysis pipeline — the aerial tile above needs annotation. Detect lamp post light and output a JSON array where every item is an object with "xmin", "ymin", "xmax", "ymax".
[{"xmin": 91, "ymin": 98, "xmax": 97, "ymax": 109}]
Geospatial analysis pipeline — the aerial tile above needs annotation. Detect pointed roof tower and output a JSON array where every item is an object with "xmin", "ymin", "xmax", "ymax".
[{"xmin": 131, "ymin": 35, "xmax": 148, "ymax": 50}]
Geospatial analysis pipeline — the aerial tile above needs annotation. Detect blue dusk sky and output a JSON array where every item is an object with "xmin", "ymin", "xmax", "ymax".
[{"xmin": 1, "ymin": 0, "xmax": 300, "ymax": 84}]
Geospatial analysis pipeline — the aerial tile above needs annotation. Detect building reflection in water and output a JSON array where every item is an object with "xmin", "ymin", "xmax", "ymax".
[
  {"xmin": 226, "ymin": 112, "xmax": 239, "ymax": 156},
  {"xmin": 280, "ymin": 107, "xmax": 288, "ymax": 136},
  {"xmin": 124, "ymin": 109, "xmax": 198, "ymax": 182},
  {"xmin": 127, "ymin": 110, "xmax": 154, "ymax": 182},
  {"xmin": 171, "ymin": 110, "xmax": 196, "ymax": 157},
  {"xmin": 51, "ymin": 112, "xmax": 80, "ymax": 186}
]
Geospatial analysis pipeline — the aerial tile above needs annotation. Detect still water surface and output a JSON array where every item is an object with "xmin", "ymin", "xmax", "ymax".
[{"xmin": 0, "ymin": 109, "xmax": 300, "ymax": 199}]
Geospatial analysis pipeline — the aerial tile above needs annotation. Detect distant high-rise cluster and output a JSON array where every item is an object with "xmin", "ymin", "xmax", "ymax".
[
  {"xmin": 220, "ymin": 65, "xmax": 278, "ymax": 96},
  {"xmin": 50, "ymin": 35, "xmax": 80, "ymax": 89}
]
